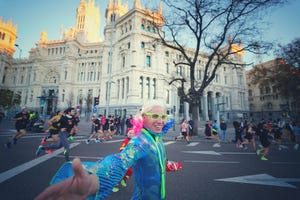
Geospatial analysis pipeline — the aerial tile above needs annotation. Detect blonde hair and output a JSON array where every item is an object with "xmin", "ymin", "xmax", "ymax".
[{"xmin": 140, "ymin": 103, "xmax": 166, "ymax": 115}]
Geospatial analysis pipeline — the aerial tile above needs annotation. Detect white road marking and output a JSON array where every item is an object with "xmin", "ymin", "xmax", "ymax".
[
  {"xmin": 75, "ymin": 139, "xmax": 124, "ymax": 143},
  {"xmin": 219, "ymin": 152, "xmax": 256, "ymax": 155},
  {"xmin": 182, "ymin": 151, "xmax": 222, "ymax": 155},
  {"xmin": 271, "ymin": 162, "xmax": 300, "ymax": 165},
  {"xmin": 187, "ymin": 142, "xmax": 199, "ymax": 146},
  {"xmin": 215, "ymin": 173, "xmax": 300, "ymax": 189},
  {"xmin": 185, "ymin": 160, "xmax": 239, "ymax": 164},
  {"xmin": 56, "ymin": 155, "xmax": 103, "ymax": 160},
  {"xmin": 182, "ymin": 150, "xmax": 256, "ymax": 155},
  {"xmin": 0, "ymin": 142, "xmax": 80, "ymax": 184},
  {"xmin": 164, "ymin": 141, "xmax": 176, "ymax": 146}
]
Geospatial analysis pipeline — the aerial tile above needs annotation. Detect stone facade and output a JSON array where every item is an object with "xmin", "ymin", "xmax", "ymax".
[
  {"xmin": 246, "ymin": 58, "xmax": 296, "ymax": 121},
  {"xmin": 1, "ymin": 0, "xmax": 249, "ymax": 121}
]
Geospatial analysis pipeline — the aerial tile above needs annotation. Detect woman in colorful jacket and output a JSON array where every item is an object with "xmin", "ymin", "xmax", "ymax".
[{"xmin": 35, "ymin": 104, "xmax": 176, "ymax": 200}]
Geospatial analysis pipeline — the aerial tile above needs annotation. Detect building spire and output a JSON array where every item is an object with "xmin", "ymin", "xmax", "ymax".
[
  {"xmin": 134, "ymin": 0, "xmax": 140, "ymax": 8},
  {"xmin": 158, "ymin": 1, "xmax": 162, "ymax": 15}
]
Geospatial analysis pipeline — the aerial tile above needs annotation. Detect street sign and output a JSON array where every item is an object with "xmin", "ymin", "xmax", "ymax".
[{"xmin": 92, "ymin": 107, "xmax": 97, "ymax": 113}]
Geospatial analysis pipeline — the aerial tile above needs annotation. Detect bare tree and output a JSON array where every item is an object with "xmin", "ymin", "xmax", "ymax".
[
  {"xmin": 85, "ymin": 92, "xmax": 93, "ymax": 117},
  {"xmin": 149, "ymin": 0, "xmax": 285, "ymax": 135},
  {"xmin": 276, "ymin": 38, "xmax": 300, "ymax": 68}
]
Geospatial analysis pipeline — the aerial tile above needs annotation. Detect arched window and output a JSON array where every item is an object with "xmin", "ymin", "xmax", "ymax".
[
  {"xmin": 110, "ymin": 13, "xmax": 116, "ymax": 22},
  {"xmin": 80, "ymin": 72, "xmax": 84, "ymax": 81},
  {"xmin": 122, "ymin": 78, "xmax": 125, "ymax": 99},
  {"xmin": 126, "ymin": 77, "xmax": 129, "ymax": 98},
  {"xmin": 117, "ymin": 80, "xmax": 120, "ymax": 99},
  {"xmin": 248, "ymin": 89, "xmax": 252, "ymax": 96},
  {"xmin": 122, "ymin": 55, "xmax": 126, "ymax": 68},
  {"xmin": 90, "ymin": 72, "xmax": 93, "ymax": 81},
  {"xmin": 146, "ymin": 77, "xmax": 150, "ymax": 99},
  {"xmin": 153, "ymin": 78, "xmax": 156, "ymax": 99},
  {"xmin": 267, "ymin": 102, "xmax": 272, "ymax": 109},
  {"xmin": 166, "ymin": 89, "xmax": 170, "ymax": 104},
  {"xmin": 139, "ymin": 76, "xmax": 143, "ymax": 98},
  {"xmin": 265, "ymin": 86, "xmax": 271, "ymax": 94},
  {"xmin": 146, "ymin": 55, "xmax": 151, "ymax": 67}
]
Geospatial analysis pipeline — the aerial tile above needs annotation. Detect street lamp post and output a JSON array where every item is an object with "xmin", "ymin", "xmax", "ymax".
[{"xmin": 14, "ymin": 44, "xmax": 22, "ymax": 59}]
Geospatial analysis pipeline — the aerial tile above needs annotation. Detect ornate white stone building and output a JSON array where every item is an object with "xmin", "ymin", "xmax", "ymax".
[
  {"xmin": 246, "ymin": 58, "xmax": 298, "ymax": 121},
  {"xmin": 1, "ymin": 0, "xmax": 249, "ymax": 121}
]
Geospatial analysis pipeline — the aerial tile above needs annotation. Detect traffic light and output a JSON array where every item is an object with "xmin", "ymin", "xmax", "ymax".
[{"xmin": 94, "ymin": 97, "xmax": 99, "ymax": 106}]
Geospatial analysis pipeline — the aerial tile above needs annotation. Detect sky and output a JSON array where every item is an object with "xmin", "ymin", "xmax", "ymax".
[{"xmin": 0, "ymin": 0, "xmax": 299, "ymax": 65}]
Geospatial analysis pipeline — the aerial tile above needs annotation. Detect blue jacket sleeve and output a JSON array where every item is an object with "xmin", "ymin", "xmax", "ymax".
[{"xmin": 91, "ymin": 138, "xmax": 146, "ymax": 199}]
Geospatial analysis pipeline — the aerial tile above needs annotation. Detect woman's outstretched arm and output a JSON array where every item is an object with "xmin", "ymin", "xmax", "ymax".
[{"xmin": 35, "ymin": 157, "xmax": 99, "ymax": 200}]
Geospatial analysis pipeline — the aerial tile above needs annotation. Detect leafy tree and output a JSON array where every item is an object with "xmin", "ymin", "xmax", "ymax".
[{"xmin": 150, "ymin": 0, "xmax": 285, "ymax": 135}]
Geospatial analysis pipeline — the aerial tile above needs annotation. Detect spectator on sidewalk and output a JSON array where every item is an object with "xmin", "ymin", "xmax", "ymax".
[{"xmin": 220, "ymin": 119, "xmax": 227, "ymax": 142}]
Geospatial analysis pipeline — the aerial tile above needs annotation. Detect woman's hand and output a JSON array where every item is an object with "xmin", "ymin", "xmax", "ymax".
[{"xmin": 35, "ymin": 158, "xmax": 99, "ymax": 200}]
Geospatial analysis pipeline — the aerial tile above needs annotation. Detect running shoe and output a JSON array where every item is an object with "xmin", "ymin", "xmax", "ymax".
[
  {"xmin": 41, "ymin": 137, "xmax": 47, "ymax": 145},
  {"xmin": 112, "ymin": 187, "xmax": 119, "ymax": 192},
  {"xmin": 261, "ymin": 156, "xmax": 268, "ymax": 161},
  {"xmin": 213, "ymin": 143, "xmax": 221, "ymax": 147},
  {"xmin": 121, "ymin": 179, "xmax": 127, "ymax": 187},
  {"xmin": 13, "ymin": 138, "xmax": 18, "ymax": 145},
  {"xmin": 85, "ymin": 139, "xmax": 90, "ymax": 144},
  {"xmin": 4, "ymin": 142, "xmax": 11, "ymax": 148},
  {"xmin": 256, "ymin": 149, "xmax": 261, "ymax": 155},
  {"xmin": 95, "ymin": 138, "xmax": 99, "ymax": 143},
  {"xmin": 36, "ymin": 145, "xmax": 43, "ymax": 157},
  {"xmin": 45, "ymin": 149, "xmax": 53, "ymax": 154},
  {"xmin": 68, "ymin": 136, "xmax": 74, "ymax": 141},
  {"xmin": 294, "ymin": 144, "xmax": 299, "ymax": 150}
]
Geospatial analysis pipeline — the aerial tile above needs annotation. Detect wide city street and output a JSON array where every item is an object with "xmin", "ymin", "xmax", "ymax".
[{"xmin": 0, "ymin": 119, "xmax": 300, "ymax": 200}]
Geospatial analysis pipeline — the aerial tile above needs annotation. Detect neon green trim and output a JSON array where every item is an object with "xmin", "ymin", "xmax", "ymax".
[{"xmin": 142, "ymin": 128, "xmax": 166, "ymax": 199}]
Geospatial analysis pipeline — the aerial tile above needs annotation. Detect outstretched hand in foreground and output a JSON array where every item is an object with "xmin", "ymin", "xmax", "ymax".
[{"xmin": 35, "ymin": 157, "xmax": 99, "ymax": 200}]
